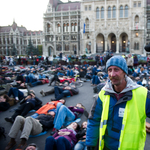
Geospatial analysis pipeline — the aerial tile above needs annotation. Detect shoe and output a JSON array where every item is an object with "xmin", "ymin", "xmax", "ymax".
[
  {"xmin": 5, "ymin": 140, "xmax": 16, "ymax": 150},
  {"xmin": 5, "ymin": 117, "xmax": 14, "ymax": 123},
  {"xmin": 48, "ymin": 83, "xmax": 51, "ymax": 86},
  {"xmin": 40, "ymin": 90, "xmax": 45, "ymax": 97},
  {"xmin": 15, "ymin": 142, "xmax": 27, "ymax": 150},
  {"xmin": 15, "ymin": 144, "xmax": 27, "ymax": 150},
  {"xmin": 50, "ymin": 128, "xmax": 58, "ymax": 135},
  {"xmin": 51, "ymin": 98, "xmax": 57, "ymax": 101},
  {"xmin": 28, "ymin": 83, "xmax": 33, "ymax": 87}
]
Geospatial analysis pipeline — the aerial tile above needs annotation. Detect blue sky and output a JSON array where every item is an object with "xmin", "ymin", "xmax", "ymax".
[{"xmin": 0, "ymin": 0, "xmax": 81, "ymax": 31}]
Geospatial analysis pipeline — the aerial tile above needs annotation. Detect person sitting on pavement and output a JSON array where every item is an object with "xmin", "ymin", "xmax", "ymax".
[
  {"xmin": 91, "ymin": 72, "xmax": 101, "ymax": 86},
  {"xmin": 45, "ymin": 122, "xmax": 80, "ymax": 150},
  {"xmin": 51, "ymin": 84, "xmax": 79, "ymax": 101},
  {"xmin": 5, "ymin": 111, "xmax": 55, "ymax": 150},
  {"xmin": 5, "ymin": 92, "xmax": 42, "ymax": 123},
  {"xmin": 66, "ymin": 67, "xmax": 74, "ymax": 77}
]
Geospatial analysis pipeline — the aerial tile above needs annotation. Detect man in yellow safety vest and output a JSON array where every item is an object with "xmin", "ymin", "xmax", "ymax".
[{"xmin": 86, "ymin": 55, "xmax": 150, "ymax": 150}]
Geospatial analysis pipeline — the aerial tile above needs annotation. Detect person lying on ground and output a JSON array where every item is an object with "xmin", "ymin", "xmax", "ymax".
[
  {"xmin": 45, "ymin": 122, "xmax": 80, "ymax": 150},
  {"xmin": 25, "ymin": 143, "xmax": 38, "ymax": 150},
  {"xmin": 51, "ymin": 84, "xmax": 79, "ymax": 101},
  {"xmin": 0, "ymin": 94, "xmax": 16, "ymax": 111},
  {"xmin": 30, "ymin": 99, "xmax": 65, "ymax": 118},
  {"xmin": 51, "ymin": 103, "xmax": 85, "ymax": 133},
  {"xmin": 5, "ymin": 111, "xmax": 55, "ymax": 150},
  {"xmin": 28, "ymin": 74, "xmax": 49, "ymax": 87},
  {"xmin": 74, "ymin": 121, "xmax": 87, "ymax": 150},
  {"xmin": 40, "ymin": 81, "xmax": 70, "ymax": 97},
  {"xmin": 5, "ymin": 92, "xmax": 42, "ymax": 123}
]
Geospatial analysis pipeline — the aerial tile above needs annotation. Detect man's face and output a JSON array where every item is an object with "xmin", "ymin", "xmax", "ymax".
[{"xmin": 108, "ymin": 66, "xmax": 126, "ymax": 86}]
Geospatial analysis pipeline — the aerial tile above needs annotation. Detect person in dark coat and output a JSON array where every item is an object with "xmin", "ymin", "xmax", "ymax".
[{"xmin": 5, "ymin": 92, "xmax": 42, "ymax": 123}]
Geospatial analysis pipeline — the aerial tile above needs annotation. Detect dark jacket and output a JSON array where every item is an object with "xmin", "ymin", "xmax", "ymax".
[
  {"xmin": 20, "ymin": 96, "xmax": 42, "ymax": 110},
  {"xmin": 0, "ymin": 102, "xmax": 10, "ymax": 111},
  {"xmin": 69, "ymin": 86, "xmax": 79, "ymax": 95},
  {"xmin": 37, "ymin": 114, "xmax": 54, "ymax": 131},
  {"xmin": 76, "ymin": 128, "xmax": 86, "ymax": 141}
]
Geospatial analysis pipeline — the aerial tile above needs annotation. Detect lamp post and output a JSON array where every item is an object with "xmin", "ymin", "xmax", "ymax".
[{"xmin": 126, "ymin": 40, "xmax": 130, "ymax": 53}]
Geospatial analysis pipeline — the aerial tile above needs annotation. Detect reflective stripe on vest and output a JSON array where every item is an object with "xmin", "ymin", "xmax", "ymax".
[{"xmin": 99, "ymin": 86, "xmax": 147, "ymax": 150}]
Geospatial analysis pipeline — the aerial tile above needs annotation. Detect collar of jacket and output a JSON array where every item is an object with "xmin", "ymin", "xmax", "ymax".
[{"xmin": 104, "ymin": 90, "xmax": 132, "ymax": 105}]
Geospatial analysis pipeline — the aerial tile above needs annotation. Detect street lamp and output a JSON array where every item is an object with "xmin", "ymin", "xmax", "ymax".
[{"xmin": 126, "ymin": 40, "xmax": 130, "ymax": 53}]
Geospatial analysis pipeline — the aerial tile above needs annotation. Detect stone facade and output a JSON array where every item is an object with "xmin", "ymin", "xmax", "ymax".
[
  {"xmin": 80, "ymin": 0, "xmax": 147, "ymax": 55},
  {"xmin": 0, "ymin": 21, "xmax": 43, "ymax": 56},
  {"xmin": 43, "ymin": 0, "xmax": 81, "ymax": 56}
]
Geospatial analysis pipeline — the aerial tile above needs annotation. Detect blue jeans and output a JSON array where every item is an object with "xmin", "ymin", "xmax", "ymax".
[
  {"xmin": 54, "ymin": 104, "xmax": 75, "ymax": 129},
  {"xmin": 30, "ymin": 80, "xmax": 42, "ymax": 87},
  {"xmin": 25, "ymin": 76, "xmax": 37, "ymax": 83},
  {"xmin": 92, "ymin": 75, "xmax": 100, "ymax": 85},
  {"xmin": 67, "ymin": 70, "xmax": 74, "ymax": 76},
  {"xmin": 45, "ymin": 136, "xmax": 72, "ymax": 150},
  {"xmin": 74, "ymin": 140, "xmax": 87, "ymax": 150},
  {"xmin": 8, "ymin": 87, "xmax": 24, "ymax": 100},
  {"xmin": 31, "ymin": 113, "xmax": 39, "ymax": 118},
  {"xmin": 54, "ymin": 86, "xmax": 71, "ymax": 100}
]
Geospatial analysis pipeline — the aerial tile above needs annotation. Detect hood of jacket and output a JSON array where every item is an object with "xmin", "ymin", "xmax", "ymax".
[{"xmin": 103, "ymin": 75, "xmax": 141, "ymax": 94}]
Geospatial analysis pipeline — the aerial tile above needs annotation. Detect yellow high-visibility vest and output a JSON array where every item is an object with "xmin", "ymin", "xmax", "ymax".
[{"xmin": 99, "ymin": 86, "xmax": 147, "ymax": 150}]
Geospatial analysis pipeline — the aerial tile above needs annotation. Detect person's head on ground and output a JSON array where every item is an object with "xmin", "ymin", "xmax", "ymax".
[
  {"xmin": 25, "ymin": 143, "xmax": 38, "ymax": 150},
  {"xmin": 106, "ymin": 55, "xmax": 128, "ymax": 92},
  {"xmin": 47, "ymin": 111, "xmax": 55, "ymax": 117},
  {"xmin": 0, "ymin": 94, "xmax": 10, "ymax": 102},
  {"xmin": 75, "ymin": 103, "xmax": 85, "ymax": 110},
  {"xmin": 67, "ymin": 122, "xmax": 80, "ymax": 131},
  {"xmin": 81, "ymin": 121, "xmax": 87, "ymax": 129},
  {"xmin": 59, "ymin": 99, "xmax": 66, "ymax": 104}
]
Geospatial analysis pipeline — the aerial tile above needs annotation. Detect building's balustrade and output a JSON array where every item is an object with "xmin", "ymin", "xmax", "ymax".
[{"xmin": 44, "ymin": 11, "xmax": 80, "ymax": 18}]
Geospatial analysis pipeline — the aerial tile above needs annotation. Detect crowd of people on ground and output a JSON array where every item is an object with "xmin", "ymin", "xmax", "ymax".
[{"xmin": 1, "ymin": 52, "xmax": 150, "ymax": 150}]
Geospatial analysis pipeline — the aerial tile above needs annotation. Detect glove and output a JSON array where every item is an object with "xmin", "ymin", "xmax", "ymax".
[{"xmin": 87, "ymin": 146, "xmax": 95, "ymax": 150}]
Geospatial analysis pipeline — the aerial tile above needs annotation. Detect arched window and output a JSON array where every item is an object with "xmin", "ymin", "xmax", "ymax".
[
  {"xmin": 63, "ymin": 23, "xmax": 66, "ymax": 32},
  {"xmin": 57, "ymin": 24, "xmax": 61, "ymax": 33},
  {"xmin": 66, "ymin": 23, "xmax": 69, "ymax": 32},
  {"xmin": 96, "ymin": 7, "xmax": 100, "ymax": 19},
  {"xmin": 71, "ymin": 23, "xmax": 74, "ymax": 32},
  {"xmin": 120, "ymin": 6, "xmax": 123, "ymax": 18},
  {"xmin": 125, "ymin": 5, "xmax": 128, "ymax": 17},
  {"xmin": 108, "ymin": 6, "xmax": 111, "ymax": 18},
  {"xmin": 135, "ymin": 15, "xmax": 139, "ymax": 29},
  {"xmin": 134, "ymin": 42, "xmax": 139, "ymax": 50},
  {"xmin": 101, "ymin": 7, "xmax": 104, "ymax": 19},
  {"xmin": 112, "ymin": 6, "xmax": 116, "ymax": 18},
  {"xmin": 75, "ymin": 23, "xmax": 77, "ymax": 32}
]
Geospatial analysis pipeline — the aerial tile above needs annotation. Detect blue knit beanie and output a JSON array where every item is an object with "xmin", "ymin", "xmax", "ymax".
[{"xmin": 106, "ymin": 55, "xmax": 128, "ymax": 74}]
